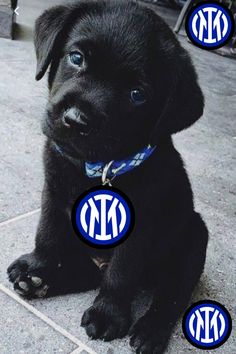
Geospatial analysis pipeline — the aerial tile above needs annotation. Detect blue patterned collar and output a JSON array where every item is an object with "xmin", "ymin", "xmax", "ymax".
[{"xmin": 52, "ymin": 141, "xmax": 156, "ymax": 181}]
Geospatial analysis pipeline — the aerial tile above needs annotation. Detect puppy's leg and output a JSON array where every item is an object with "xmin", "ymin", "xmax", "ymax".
[
  {"xmin": 81, "ymin": 242, "xmax": 144, "ymax": 341},
  {"xmin": 7, "ymin": 185, "xmax": 100, "ymax": 298},
  {"xmin": 130, "ymin": 213, "xmax": 208, "ymax": 354}
]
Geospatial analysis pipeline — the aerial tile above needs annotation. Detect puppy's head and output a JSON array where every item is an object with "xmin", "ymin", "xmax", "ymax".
[{"xmin": 35, "ymin": 0, "xmax": 204, "ymax": 161}]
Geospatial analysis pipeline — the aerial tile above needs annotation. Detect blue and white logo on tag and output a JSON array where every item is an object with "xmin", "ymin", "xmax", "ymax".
[
  {"xmin": 72, "ymin": 187, "xmax": 134, "ymax": 248},
  {"xmin": 186, "ymin": 1, "xmax": 235, "ymax": 49},
  {"xmin": 183, "ymin": 300, "xmax": 232, "ymax": 349}
]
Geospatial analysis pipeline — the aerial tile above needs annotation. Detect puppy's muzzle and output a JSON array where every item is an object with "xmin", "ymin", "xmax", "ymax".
[{"xmin": 62, "ymin": 107, "xmax": 92, "ymax": 136}]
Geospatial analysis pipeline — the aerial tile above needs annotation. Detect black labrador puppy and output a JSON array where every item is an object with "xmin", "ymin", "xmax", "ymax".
[{"xmin": 8, "ymin": 1, "xmax": 208, "ymax": 353}]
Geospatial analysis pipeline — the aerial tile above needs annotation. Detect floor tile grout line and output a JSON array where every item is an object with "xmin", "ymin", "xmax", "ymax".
[
  {"xmin": 0, "ymin": 208, "xmax": 41, "ymax": 227},
  {"xmin": 69, "ymin": 348, "xmax": 89, "ymax": 354},
  {"xmin": 69, "ymin": 349, "xmax": 81, "ymax": 354},
  {"xmin": 0, "ymin": 283, "xmax": 97, "ymax": 354}
]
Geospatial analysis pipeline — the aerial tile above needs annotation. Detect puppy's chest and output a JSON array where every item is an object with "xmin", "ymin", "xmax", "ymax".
[{"xmin": 66, "ymin": 182, "xmax": 125, "ymax": 271}]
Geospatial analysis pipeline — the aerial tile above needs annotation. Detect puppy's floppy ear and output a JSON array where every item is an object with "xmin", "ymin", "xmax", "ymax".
[
  {"xmin": 150, "ymin": 35, "xmax": 204, "ymax": 144},
  {"xmin": 34, "ymin": 6, "xmax": 71, "ymax": 81}
]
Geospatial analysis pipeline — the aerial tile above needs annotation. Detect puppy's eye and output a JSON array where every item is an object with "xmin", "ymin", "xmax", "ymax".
[
  {"xmin": 69, "ymin": 51, "xmax": 84, "ymax": 67},
  {"xmin": 130, "ymin": 89, "xmax": 146, "ymax": 106}
]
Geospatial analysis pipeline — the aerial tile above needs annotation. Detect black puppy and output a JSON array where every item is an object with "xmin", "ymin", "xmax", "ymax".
[{"xmin": 8, "ymin": 1, "xmax": 208, "ymax": 353}]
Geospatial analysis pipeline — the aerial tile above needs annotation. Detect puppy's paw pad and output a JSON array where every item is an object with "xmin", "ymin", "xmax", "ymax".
[
  {"xmin": 13, "ymin": 275, "xmax": 49, "ymax": 298},
  {"xmin": 18, "ymin": 281, "xmax": 30, "ymax": 292},
  {"xmin": 7, "ymin": 253, "xmax": 50, "ymax": 298},
  {"xmin": 31, "ymin": 276, "xmax": 43, "ymax": 287}
]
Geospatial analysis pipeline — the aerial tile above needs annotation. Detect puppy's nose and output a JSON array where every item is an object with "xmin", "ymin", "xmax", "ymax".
[{"xmin": 62, "ymin": 107, "xmax": 91, "ymax": 135}]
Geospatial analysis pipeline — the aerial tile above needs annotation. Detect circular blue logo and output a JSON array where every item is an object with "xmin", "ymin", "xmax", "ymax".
[
  {"xmin": 186, "ymin": 1, "xmax": 235, "ymax": 50},
  {"xmin": 72, "ymin": 186, "xmax": 134, "ymax": 248},
  {"xmin": 183, "ymin": 300, "xmax": 232, "ymax": 349}
]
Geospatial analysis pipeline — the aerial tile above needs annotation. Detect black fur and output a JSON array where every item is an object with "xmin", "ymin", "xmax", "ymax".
[{"xmin": 8, "ymin": 1, "xmax": 208, "ymax": 353}]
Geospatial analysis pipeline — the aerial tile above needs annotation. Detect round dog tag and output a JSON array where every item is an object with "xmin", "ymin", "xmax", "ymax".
[{"xmin": 71, "ymin": 186, "xmax": 134, "ymax": 248}]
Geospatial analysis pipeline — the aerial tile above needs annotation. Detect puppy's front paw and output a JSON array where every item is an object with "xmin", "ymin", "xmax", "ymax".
[
  {"xmin": 81, "ymin": 297, "xmax": 130, "ymax": 341},
  {"xmin": 129, "ymin": 314, "xmax": 170, "ymax": 354},
  {"xmin": 7, "ymin": 252, "xmax": 56, "ymax": 298}
]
